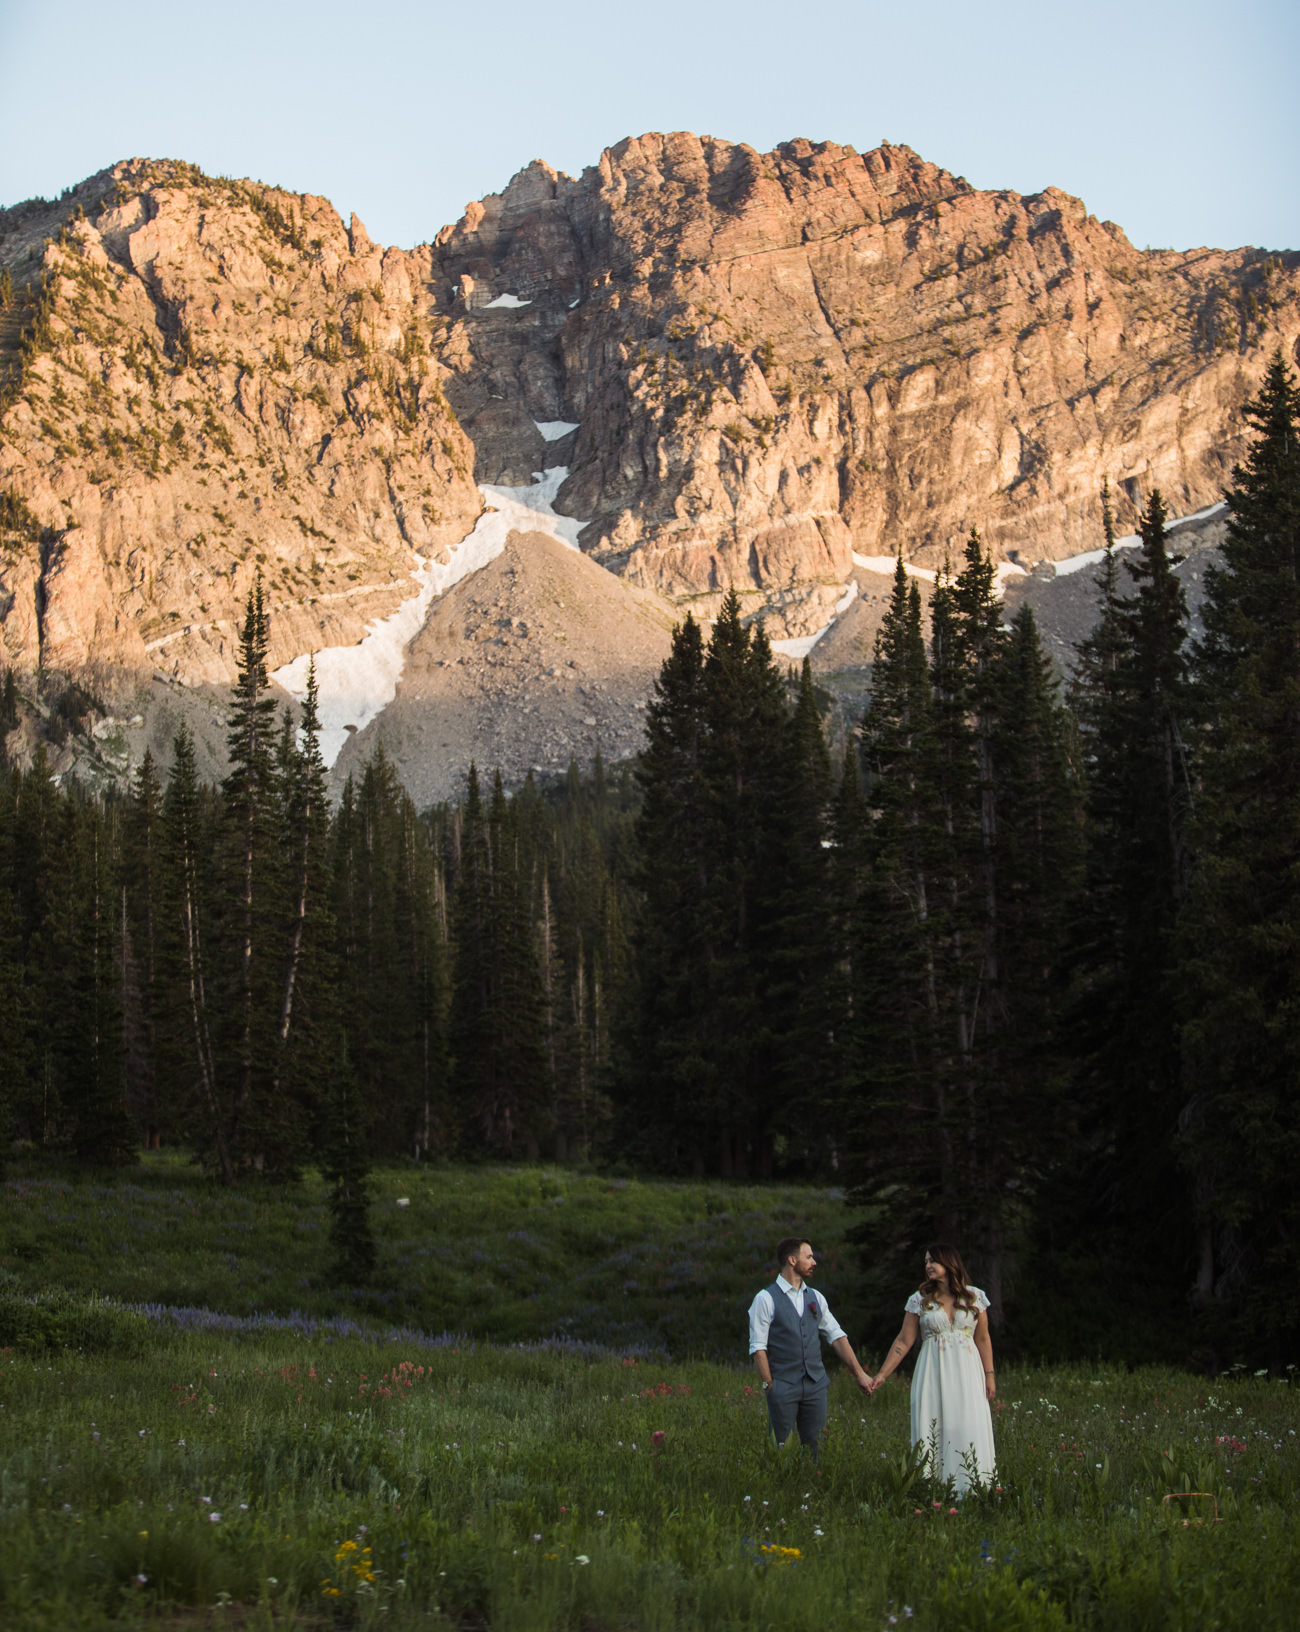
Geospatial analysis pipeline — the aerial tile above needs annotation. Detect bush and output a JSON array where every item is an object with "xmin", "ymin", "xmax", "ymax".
[{"xmin": 0, "ymin": 1279, "xmax": 152, "ymax": 1354}]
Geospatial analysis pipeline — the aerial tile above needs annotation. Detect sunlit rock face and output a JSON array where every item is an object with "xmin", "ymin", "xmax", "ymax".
[{"xmin": 1, "ymin": 136, "xmax": 1296, "ymax": 730}]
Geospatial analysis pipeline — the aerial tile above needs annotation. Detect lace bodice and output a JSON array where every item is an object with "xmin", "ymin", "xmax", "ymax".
[{"xmin": 905, "ymin": 1287, "xmax": 989, "ymax": 1353}]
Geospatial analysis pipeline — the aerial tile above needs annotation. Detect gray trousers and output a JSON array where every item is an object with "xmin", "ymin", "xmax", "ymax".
[{"xmin": 766, "ymin": 1374, "xmax": 828, "ymax": 1455}]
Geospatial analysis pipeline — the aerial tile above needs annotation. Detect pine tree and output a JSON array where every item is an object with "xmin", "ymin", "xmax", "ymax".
[
  {"xmin": 159, "ymin": 726, "xmax": 231, "ymax": 1182},
  {"xmin": 846, "ymin": 559, "xmax": 950, "ymax": 1277},
  {"xmin": 1062, "ymin": 484, "xmax": 1194, "ymax": 1299},
  {"xmin": 217, "ymin": 573, "xmax": 286, "ymax": 1171},
  {"xmin": 273, "ymin": 662, "xmax": 336, "ymax": 1155},
  {"xmin": 617, "ymin": 613, "xmax": 712, "ymax": 1167},
  {"xmin": 121, "ymin": 750, "xmax": 163, "ymax": 1145},
  {"xmin": 43, "ymin": 796, "xmax": 136, "ymax": 1163},
  {"xmin": 322, "ymin": 1039, "xmax": 376, "ymax": 1283},
  {"xmin": 766, "ymin": 659, "xmax": 835, "ymax": 1156},
  {"xmin": 1182, "ymin": 357, "xmax": 1300, "ymax": 1327}
]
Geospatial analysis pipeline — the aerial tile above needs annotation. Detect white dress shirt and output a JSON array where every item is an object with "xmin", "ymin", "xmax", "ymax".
[{"xmin": 748, "ymin": 1277, "xmax": 846, "ymax": 1355}]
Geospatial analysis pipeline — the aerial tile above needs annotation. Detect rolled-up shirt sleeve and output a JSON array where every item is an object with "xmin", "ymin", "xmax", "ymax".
[
  {"xmin": 814, "ymin": 1294, "xmax": 846, "ymax": 1346},
  {"xmin": 748, "ymin": 1288, "xmax": 774, "ymax": 1354}
]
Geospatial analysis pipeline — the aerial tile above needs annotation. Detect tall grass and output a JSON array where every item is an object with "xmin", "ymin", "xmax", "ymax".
[
  {"xmin": 1, "ymin": 1154, "xmax": 861, "ymax": 1357},
  {"xmin": 0, "ymin": 1330, "xmax": 1295, "ymax": 1628}
]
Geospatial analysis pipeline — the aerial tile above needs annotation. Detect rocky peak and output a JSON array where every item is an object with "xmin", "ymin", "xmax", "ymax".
[{"xmin": 1, "ymin": 133, "xmax": 1297, "ymax": 797}]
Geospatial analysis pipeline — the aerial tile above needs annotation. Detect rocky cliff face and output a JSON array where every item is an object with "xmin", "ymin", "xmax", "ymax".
[
  {"xmin": 436, "ymin": 133, "xmax": 1300, "ymax": 634},
  {"xmin": 1, "ymin": 135, "xmax": 1297, "ymax": 711},
  {"xmin": 0, "ymin": 160, "xmax": 481, "ymax": 681}
]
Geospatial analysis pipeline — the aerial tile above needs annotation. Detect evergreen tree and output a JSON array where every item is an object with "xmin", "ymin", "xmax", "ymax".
[
  {"xmin": 217, "ymin": 573, "xmax": 288, "ymax": 1171},
  {"xmin": 159, "ymin": 726, "xmax": 231, "ymax": 1182},
  {"xmin": 1061, "ymin": 483, "xmax": 1194, "ymax": 1304},
  {"xmin": 322, "ymin": 1039, "xmax": 376, "ymax": 1283},
  {"xmin": 121, "ymin": 750, "xmax": 163, "ymax": 1145},
  {"xmin": 1182, "ymin": 357, "xmax": 1300, "ymax": 1328},
  {"xmin": 766, "ymin": 659, "xmax": 835, "ymax": 1153},
  {"xmin": 846, "ymin": 560, "xmax": 949, "ymax": 1277},
  {"xmin": 274, "ymin": 662, "xmax": 336, "ymax": 1153},
  {"xmin": 617, "ymin": 613, "xmax": 712, "ymax": 1167},
  {"xmin": 43, "ymin": 796, "xmax": 136, "ymax": 1163}
]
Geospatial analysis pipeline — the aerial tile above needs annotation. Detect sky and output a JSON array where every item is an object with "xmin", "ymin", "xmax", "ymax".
[{"xmin": 1, "ymin": 0, "xmax": 1297, "ymax": 254}]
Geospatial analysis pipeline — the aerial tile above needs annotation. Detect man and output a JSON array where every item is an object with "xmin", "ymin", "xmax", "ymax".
[{"xmin": 748, "ymin": 1237, "xmax": 872, "ymax": 1456}]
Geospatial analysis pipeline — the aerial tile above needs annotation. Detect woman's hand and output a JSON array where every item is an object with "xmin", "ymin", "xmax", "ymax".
[{"xmin": 984, "ymin": 1370, "xmax": 996, "ymax": 1404}]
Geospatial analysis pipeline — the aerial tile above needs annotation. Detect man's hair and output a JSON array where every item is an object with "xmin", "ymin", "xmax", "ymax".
[{"xmin": 775, "ymin": 1237, "xmax": 809, "ymax": 1270}]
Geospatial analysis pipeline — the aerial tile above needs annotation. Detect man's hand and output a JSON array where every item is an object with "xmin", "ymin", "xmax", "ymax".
[{"xmin": 855, "ymin": 1372, "xmax": 874, "ymax": 1395}]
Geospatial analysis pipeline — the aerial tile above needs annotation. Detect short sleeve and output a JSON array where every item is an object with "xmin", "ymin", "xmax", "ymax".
[
  {"xmin": 904, "ymin": 1292, "xmax": 923, "ymax": 1315},
  {"xmin": 972, "ymin": 1287, "xmax": 989, "ymax": 1312}
]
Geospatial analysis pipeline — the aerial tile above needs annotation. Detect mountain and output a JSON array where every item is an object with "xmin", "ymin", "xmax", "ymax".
[{"xmin": 1, "ymin": 137, "xmax": 1296, "ymax": 790}]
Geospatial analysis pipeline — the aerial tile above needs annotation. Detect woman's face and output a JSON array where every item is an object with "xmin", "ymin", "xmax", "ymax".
[{"xmin": 925, "ymin": 1255, "xmax": 946, "ymax": 1284}]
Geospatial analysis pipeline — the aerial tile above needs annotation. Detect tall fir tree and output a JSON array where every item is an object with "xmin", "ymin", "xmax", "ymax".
[
  {"xmin": 159, "ymin": 725, "xmax": 230, "ymax": 1182},
  {"xmin": 121, "ymin": 749, "xmax": 163, "ymax": 1146},
  {"xmin": 216, "ymin": 574, "xmax": 285, "ymax": 1169},
  {"xmin": 1060, "ymin": 483, "xmax": 1195, "ymax": 1314},
  {"xmin": 1182, "ymin": 357, "xmax": 1300, "ymax": 1332},
  {"xmin": 273, "ymin": 662, "xmax": 336, "ymax": 1155}
]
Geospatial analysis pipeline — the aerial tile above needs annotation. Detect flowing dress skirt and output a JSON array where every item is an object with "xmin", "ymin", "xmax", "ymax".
[{"xmin": 909, "ymin": 1327, "xmax": 996, "ymax": 1492}]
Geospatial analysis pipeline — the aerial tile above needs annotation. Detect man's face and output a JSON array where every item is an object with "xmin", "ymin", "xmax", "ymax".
[{"xmin": 791, "ymin": 1242, "xmax": 817, "ymax": 1279}]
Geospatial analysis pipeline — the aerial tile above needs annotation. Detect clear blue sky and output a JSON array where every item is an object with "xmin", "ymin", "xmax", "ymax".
[{"xmin": 2, "ymin": 0, "xmax": 1296, "ymax": 253}]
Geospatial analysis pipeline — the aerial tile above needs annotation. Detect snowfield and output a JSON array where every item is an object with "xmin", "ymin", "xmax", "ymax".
[{"xmin": 272, "ymin": 469, "xmax": 587, "ymax": 767}]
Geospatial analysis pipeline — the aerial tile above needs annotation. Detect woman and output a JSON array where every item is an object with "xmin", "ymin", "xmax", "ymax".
[{"xmin": 866, "ymin": 1243, "xmax": 996, "ymax": 1492}]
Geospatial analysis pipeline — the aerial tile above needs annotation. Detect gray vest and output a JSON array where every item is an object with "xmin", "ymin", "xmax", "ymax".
[{"xmin": 765, "ymin": 1279, "xmax": 827, "ymax": 1385}]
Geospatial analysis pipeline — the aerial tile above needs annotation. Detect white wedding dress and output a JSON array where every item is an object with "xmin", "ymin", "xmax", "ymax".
[{"xmin": 906, "ymin": 1288, "xmax": 996, "ymax": 1492}]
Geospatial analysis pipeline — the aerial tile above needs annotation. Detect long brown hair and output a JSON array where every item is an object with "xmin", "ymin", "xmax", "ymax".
[{"xmin": 918, "ymin": 1242, "xmax": 977, "ymax": 1314}]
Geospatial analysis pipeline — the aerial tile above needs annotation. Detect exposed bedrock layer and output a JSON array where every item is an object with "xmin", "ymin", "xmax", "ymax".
[{"xmin": 1, "ymin": 134, "xmax": 1297, "ymax": 686}]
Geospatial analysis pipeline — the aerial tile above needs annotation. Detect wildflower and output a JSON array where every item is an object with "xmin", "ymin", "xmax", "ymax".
[
  {"xmin": 652, "ymin": 1430, "xmax": 665, "ymax": 1447},
  {"xmin": 397, "ymin": 1198, "xmax": 410, "ymax": 1208},
  {"xmin": 596, "ymin": 1510, "xmax": 605, "ymax": 1518},
  {"xmin": 136, "ymin": 1574, "xmax": 148, "ymax": 1585},
  {"xmin": 209, "ymin": 1512, "xmax": 222, "ymax": 1523},
  {"xmin": 533, "ymin": 1534, "xmax": 542, "ymax": 1543},
  {"xmin": 575, "ymin": 1555, "xmax": 590, "ymax": 1566},
  {"xmin": 948, "ymin": 1507, "xmax": 958, "ymax": 1516}
]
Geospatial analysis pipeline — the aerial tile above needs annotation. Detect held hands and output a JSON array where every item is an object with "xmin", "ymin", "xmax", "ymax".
[{"xmin": 858, "ymin": 1373, "xmax": 882, "ymax": 1395}]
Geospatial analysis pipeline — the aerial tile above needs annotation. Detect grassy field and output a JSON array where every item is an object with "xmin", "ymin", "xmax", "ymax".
[
  {"xmin": 0, "ymin": 1155, "xmax": 862, "ymax": 1359},
  {"xmin": 1, "ymin": 1160, "xmax": 1297, "ymax": 1628}
]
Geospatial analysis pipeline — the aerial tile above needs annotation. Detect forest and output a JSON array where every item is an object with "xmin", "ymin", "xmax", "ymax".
[{"xmin": 1, "ymin": 361, "xmax": 1296, "ymax": 1362}]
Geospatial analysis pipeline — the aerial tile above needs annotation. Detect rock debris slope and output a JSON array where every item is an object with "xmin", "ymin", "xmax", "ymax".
[{"xmin": 331, "ymin": 526, "xmax": 676, "ymax": 805}]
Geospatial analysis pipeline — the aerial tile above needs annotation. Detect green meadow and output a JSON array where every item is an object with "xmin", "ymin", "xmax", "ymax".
[{"xmin": 1, "ymin": 1161, "xmax": 1297, "ymax": 1629}]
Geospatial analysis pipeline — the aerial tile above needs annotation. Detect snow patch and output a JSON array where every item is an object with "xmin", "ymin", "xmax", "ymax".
[
  {"xmin": 996, "ymin": 561, "xmax": 1028, "ymax": 590},
  {"xmin": 771, "ymin": 626, "xmax": 832, "ymax": 661},
  {"xmin": 853, "ymin": 552, "xmax": 937, "ymax": 584},
  {"xmin": 272, "ymin": 468, "xmax": 587, "ymax": 767},
  {"xmin": 1051, "ymin": 501, "xmax": 1226, "ymax": 578},
  {"xmin": 486, "ymin": 292, "xmax": 530, "ymax": 308},
  {"xmin": 534, "ymin": 419, "xmax": 580, "ymax": 442},
  {"xmin": 1052, "ymin": 540, "xmax": 1140, "ymax": 577},
  {"xmin": 835, "ymin": 579, "xmax": 859, "ymax": 615}
]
